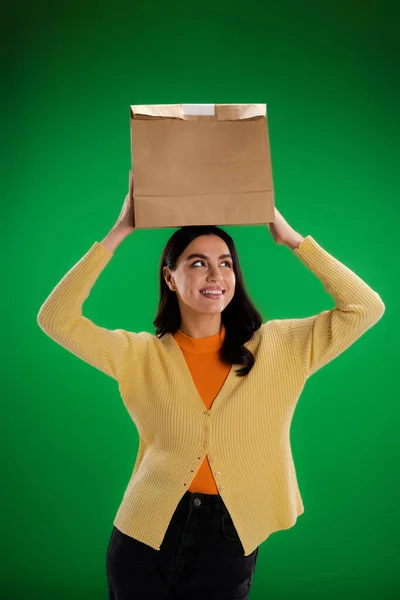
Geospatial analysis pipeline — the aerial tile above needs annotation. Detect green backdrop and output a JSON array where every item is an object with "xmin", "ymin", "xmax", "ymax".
[{"xmin": 3, "ymin": 0, "xmax": 399, "ymax": 598}]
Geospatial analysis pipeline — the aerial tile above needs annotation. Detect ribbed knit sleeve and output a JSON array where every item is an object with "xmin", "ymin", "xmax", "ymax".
[
  {"xmin": 276, "ymin": 235, "xmax": 385, "ymax": 378},
  {"xmin": 37, "ymin": 242, "xmax": 132, "ymax": 381}
]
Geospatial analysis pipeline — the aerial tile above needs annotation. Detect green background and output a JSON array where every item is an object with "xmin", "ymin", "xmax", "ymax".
[{"xmin": 3, "ymin": 0, "xmax": 399, "ymax": 598}]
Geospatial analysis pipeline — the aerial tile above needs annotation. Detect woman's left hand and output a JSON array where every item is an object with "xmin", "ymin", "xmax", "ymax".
[{"xmin": 266, "ymin": 207, "xmax": 304, "ymax": 249}]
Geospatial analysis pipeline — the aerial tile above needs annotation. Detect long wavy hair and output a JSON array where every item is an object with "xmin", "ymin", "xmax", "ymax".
[{"xmin": 153, "ymin": 225, "xmax": 264, "ymax": 377}]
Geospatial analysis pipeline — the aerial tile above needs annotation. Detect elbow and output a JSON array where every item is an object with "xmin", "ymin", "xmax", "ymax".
[
  {"xmin": 37, "ymin": 308, "xmax": 44, "ymax": 328},
  {"xmin": 374, "ymin": 291, "xmax": 385, "ymax": 314},
  {"xmin": 37, "ymin": 305, "xmax": 58, "ymax": 335},
  {"xmin": 37, "ymin": 302, "xmax": 49, "ymax": 327},
  {"xmin": 369, "ymin": 293, "xmax": 385, "ymax": 323},
  {"xmin": 37, "ymin": 310, "xmax": 49, "ymax": 334}
]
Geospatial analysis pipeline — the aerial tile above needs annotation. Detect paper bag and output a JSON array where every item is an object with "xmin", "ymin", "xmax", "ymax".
[{"xmin": 129, "ymin": 103, "xmax": 275, "ymax": 229}]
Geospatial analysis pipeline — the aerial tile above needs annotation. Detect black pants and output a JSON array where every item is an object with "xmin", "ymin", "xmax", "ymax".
[{"xmin": 106, "ymin": 490, "xmax": 260, "ymax": 599}]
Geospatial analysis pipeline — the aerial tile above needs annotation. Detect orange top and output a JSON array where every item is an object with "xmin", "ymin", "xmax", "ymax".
[{"xmin": 173, "ymin": 324, "xmax": 230, "ymax": 494}]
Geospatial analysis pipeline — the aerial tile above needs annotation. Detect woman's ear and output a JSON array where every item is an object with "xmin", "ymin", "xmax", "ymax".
[{"xmin": 163, "ymin": 267, "xmax": 174, "ymax": 291}]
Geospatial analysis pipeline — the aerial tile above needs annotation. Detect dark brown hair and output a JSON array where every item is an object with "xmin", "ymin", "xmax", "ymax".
[{"xmin": 153, "ymin": 225, "xmax": 264, "ymax": 376}]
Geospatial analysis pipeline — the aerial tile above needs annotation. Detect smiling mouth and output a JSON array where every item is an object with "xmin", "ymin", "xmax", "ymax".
[{"xmin": 200, "ymin": 290, "xmax": 225, "ymax": 298}]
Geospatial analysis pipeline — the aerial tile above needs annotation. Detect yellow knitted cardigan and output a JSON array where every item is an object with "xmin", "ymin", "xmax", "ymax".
[{"xmin": 37, "ymin": 235, "xmax": 385, "ymax": 556}]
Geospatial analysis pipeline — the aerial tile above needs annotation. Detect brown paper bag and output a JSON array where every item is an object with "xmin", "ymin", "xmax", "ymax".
[{"xmin": 129, "ymin": 103, "xmax": 275, "ymax": 229}]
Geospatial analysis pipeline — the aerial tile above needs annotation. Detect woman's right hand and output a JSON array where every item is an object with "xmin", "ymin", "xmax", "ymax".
[{"xmin": 113, "ymin": 170, "xmax": 135, "ymax": 234}]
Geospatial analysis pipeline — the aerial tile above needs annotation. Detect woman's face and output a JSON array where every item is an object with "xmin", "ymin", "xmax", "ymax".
[{"xmin": 163, "ymin": 235, "xmax": 236, "ymax": 315}]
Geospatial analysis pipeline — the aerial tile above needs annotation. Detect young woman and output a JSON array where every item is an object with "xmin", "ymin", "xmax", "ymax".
[{"xmin": 37, "ymin": 171, "xmax": 385, "ymax": 600}]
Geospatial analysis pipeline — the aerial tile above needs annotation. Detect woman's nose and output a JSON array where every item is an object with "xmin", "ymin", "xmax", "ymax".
[{"xmin": 207, "ymin": 272, "xmax": 222, "ymax": 281}]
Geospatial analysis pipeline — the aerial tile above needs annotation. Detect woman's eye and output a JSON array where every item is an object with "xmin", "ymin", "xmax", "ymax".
[{"xmin": 192, "ymin": 261, "xmax": 232, "ymax": 268}]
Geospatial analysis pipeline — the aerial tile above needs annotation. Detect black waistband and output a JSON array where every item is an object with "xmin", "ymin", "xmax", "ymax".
[{"xmin": 184, "ymin": 490, "xmax": 224, "ymax": 505}]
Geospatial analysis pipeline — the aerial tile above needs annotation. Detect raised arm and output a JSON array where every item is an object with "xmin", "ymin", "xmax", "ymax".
[
  {"xmin": 37, "ymin": 172, "xmax": 137, "ymax": 381},
  {"xmin": 266, "ymin": 209, "xmax": 385, "ymax": 378}
]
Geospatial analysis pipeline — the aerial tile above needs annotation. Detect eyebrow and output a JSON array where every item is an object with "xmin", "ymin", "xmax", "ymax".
[{"xmin": 185, "ymin": 253, "xmax": 233, "ymax": 261}]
